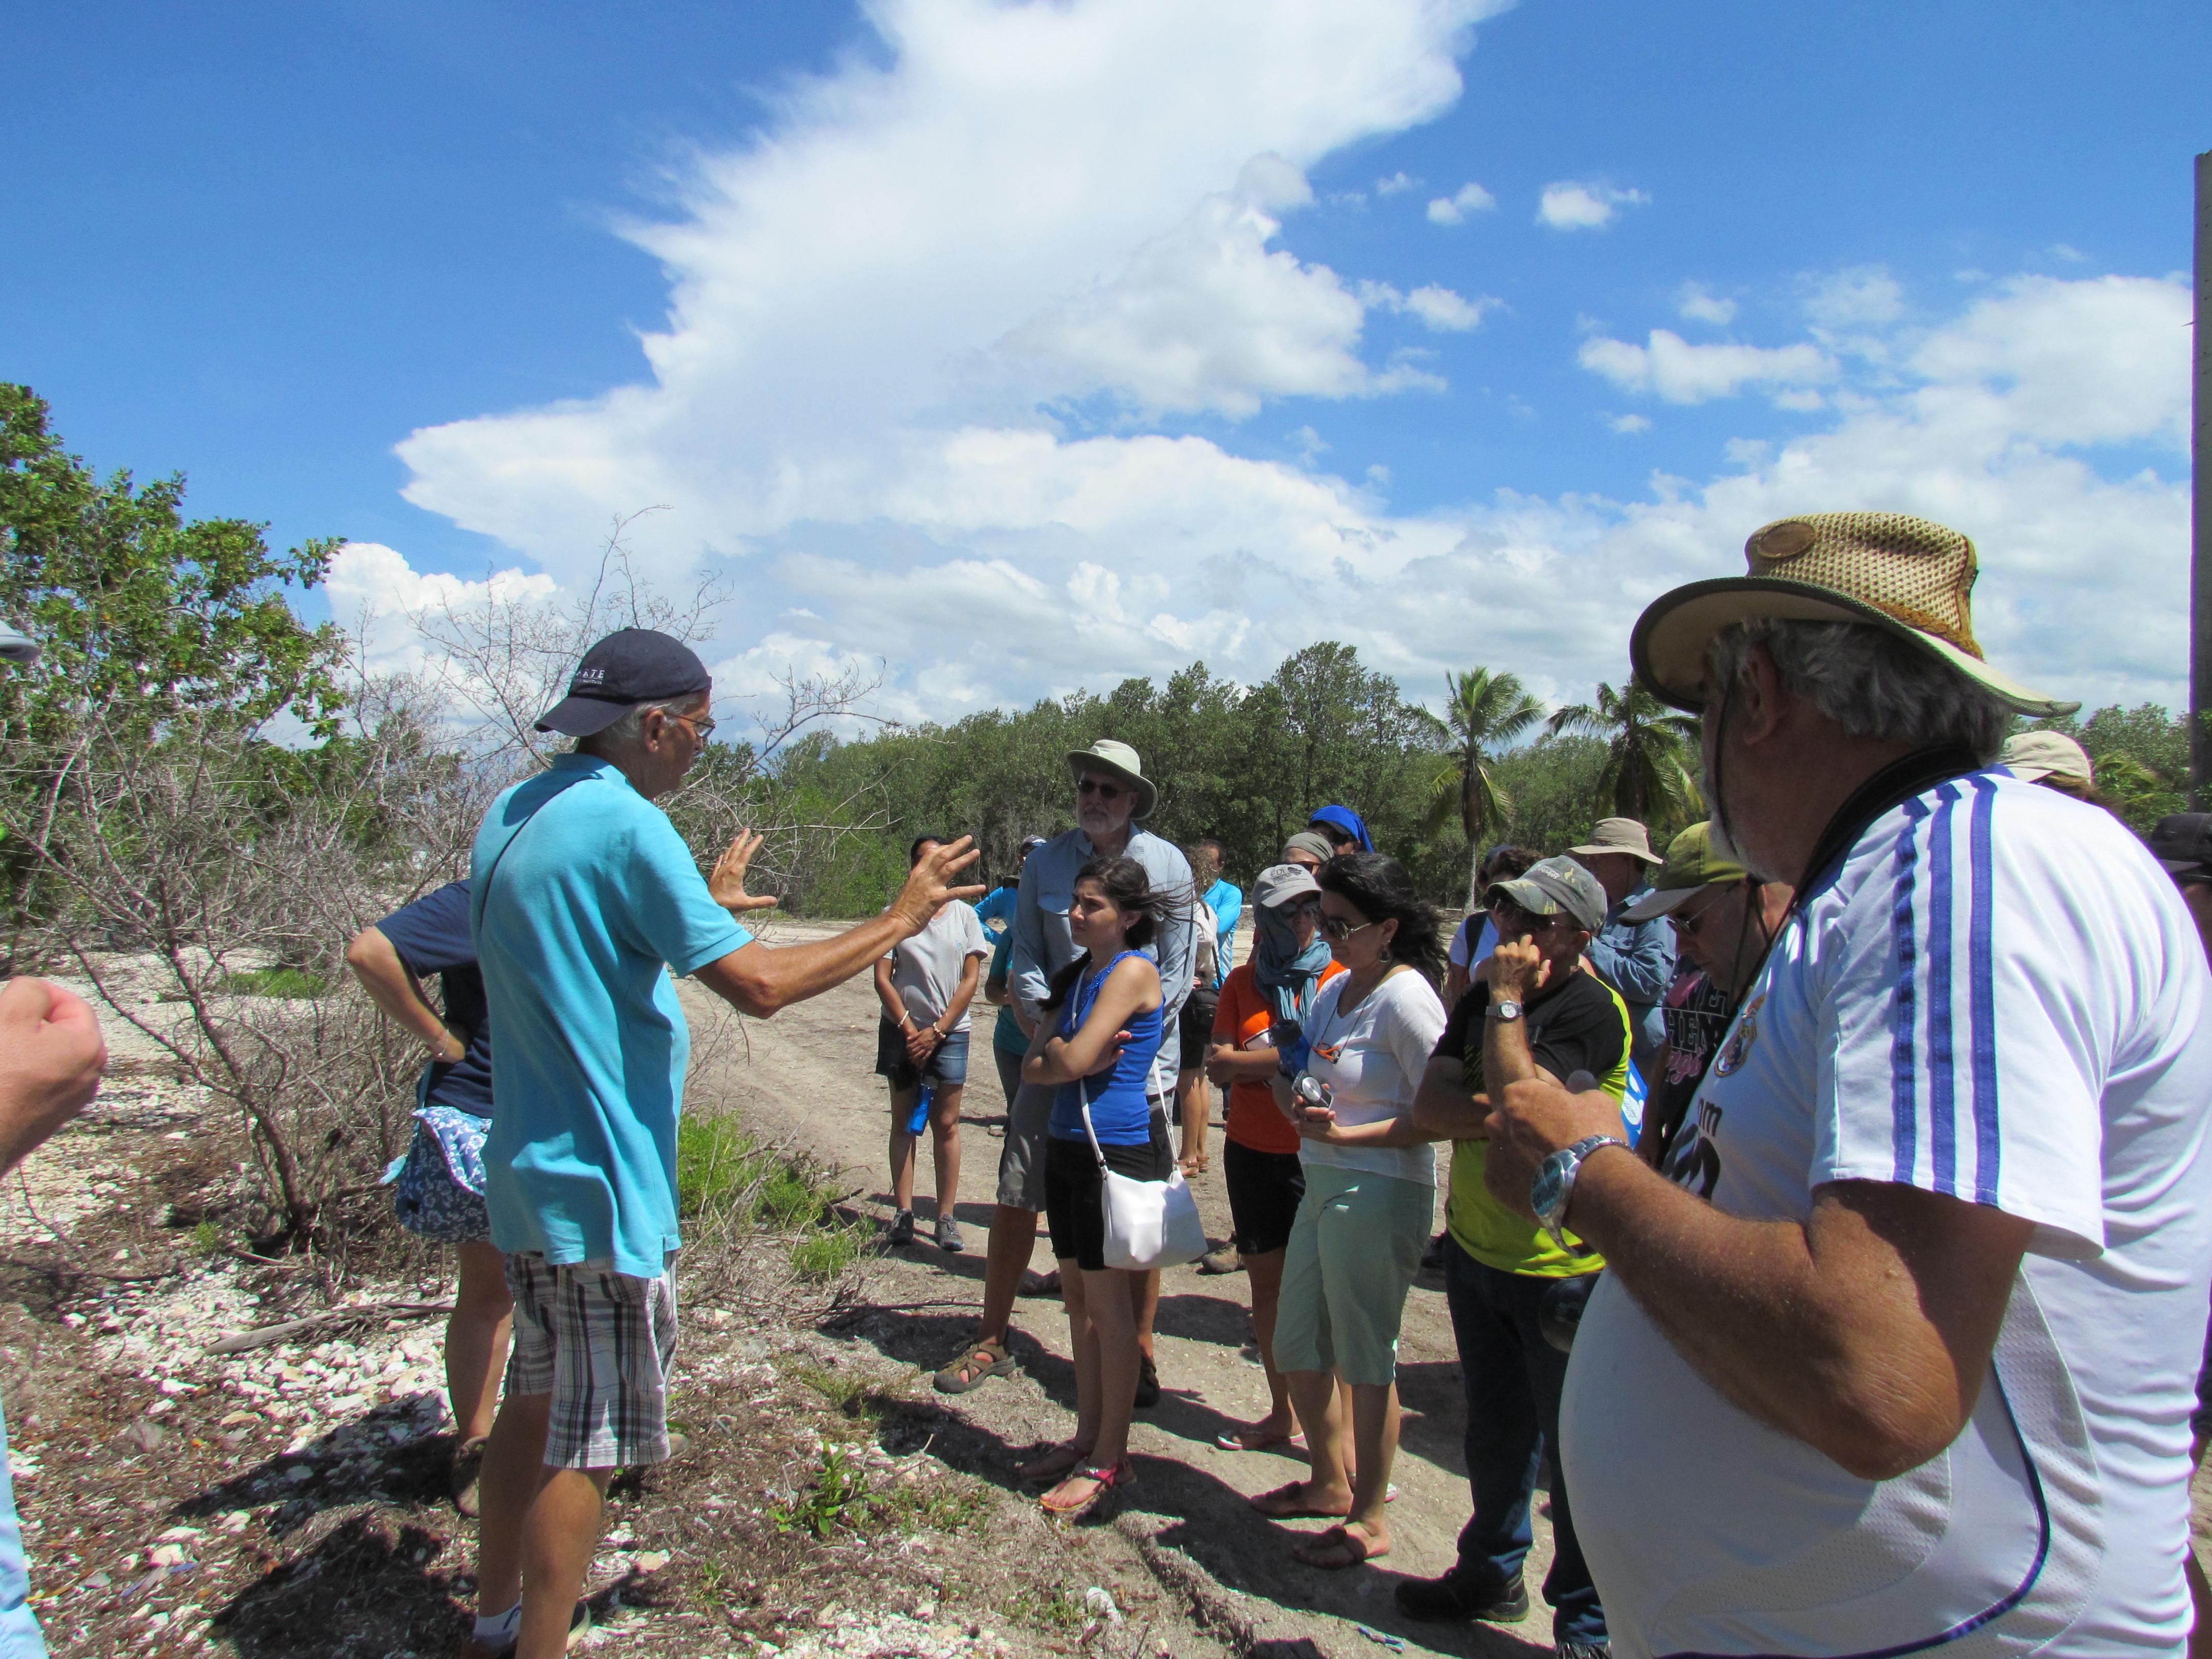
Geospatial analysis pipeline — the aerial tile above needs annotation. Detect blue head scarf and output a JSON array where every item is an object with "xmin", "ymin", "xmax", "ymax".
[
  {"xmin": 1253, "ymin": 894, "xmax": 1335, "ymax": 1026},
  {"xmin": 1307, "ymin": 804, "xmax": 1374, "ymax": 854}
]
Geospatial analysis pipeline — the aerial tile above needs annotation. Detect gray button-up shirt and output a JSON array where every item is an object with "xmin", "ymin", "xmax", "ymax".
[{"xmin": 1011, "ymin": 826, "xmax": 1198, "ymax": 1097}]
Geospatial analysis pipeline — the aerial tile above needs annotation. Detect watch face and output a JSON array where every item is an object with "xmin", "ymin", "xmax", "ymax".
[{"xmin": 1530, "ymin": 1155, "xmax": 1566, "ymax": 1221}]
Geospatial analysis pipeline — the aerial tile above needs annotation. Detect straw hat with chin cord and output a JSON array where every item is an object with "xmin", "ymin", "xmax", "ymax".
[{"xmin": 1629, "ymin": 512, "xmax": 2077, "ymax": 719}]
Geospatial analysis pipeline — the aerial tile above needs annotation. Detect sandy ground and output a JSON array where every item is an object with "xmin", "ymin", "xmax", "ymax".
[{"xmin": 682, "ymin": 920, "xmax": 1562, "ymax": 1659}]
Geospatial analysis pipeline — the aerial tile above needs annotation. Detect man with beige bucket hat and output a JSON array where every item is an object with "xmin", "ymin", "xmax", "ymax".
[
  {"xmin": 1565, "ymin": 818, "xmax": 1676, "ymax": 1076},
  {"xmin": 1482, "ymin": 511, "xmax": 2212, "ymax": 1654},
  {"xmin": 933, "ymin": 741, "xmax": 1198, "ymax": 1405}
]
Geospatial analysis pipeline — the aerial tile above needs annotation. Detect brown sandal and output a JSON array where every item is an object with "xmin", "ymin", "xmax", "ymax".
[{"xmin": 932, "ymin": 1337, "xmax": 1016, "ymax": 1395}]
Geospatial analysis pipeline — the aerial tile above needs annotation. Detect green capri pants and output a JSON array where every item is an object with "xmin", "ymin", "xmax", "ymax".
[{"xmin": 1269, "ymin": 1160, "xmax": 1432, "ymax": 1387}]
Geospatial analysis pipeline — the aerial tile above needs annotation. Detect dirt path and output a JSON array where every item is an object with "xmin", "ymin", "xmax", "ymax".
[{"xmin": 683, "ymin": 922, "xmax": 1561, "ymax": 1659}]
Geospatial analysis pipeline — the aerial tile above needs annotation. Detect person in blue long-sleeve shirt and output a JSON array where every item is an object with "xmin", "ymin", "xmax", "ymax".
[
  {"xmin": 1568, "ymin": 818, "xmax": 1676, "ymax": 1075},
  {"xmin": 1197, "ymin": 838, "xmax": 1242, "ymax": 980}
]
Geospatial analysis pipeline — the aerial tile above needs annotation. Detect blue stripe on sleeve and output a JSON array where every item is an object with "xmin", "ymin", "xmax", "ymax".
[
  {"xmin": 1967, "ymin": 775, "xmax": 2002, "ymax": 1205},
  {"xmin": 1925, "ymin": 784, "xmax": 1961, "ymax": 1197},
  {"xmin": 1888, "ymin": 799, "xmax": 1931, "ymax": 1184}
]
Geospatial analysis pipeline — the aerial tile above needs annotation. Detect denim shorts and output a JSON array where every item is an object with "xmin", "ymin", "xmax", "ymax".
[{"xmin": 875, "ymin": 1019, "xmax": 971, "ymax": 1090}]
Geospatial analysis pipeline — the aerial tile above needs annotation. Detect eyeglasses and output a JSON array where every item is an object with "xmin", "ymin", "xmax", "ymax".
[
  {"xmin": 1317, "ymin": 914, "xmax": 1377, "ymax": 942},
  {"xmin": 1076, "ymin": 777, "xmax": 1124, "ymax": 800},
  {"xmin": 1670, "ymin": 888, "xmax": 1736, "ymax": 938},
  {"xmin": 1490, "ymin": 898, "xmax": 1575, "ymax": 934},
  {"xmin": 669, "ymin": 710, "xmax": 716, "ymax": 740}
]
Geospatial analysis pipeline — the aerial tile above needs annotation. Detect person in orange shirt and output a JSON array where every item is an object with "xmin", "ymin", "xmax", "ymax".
[{"xmin": 1204, "ymin": 863, "xmax": 1345, "ymax": 1453}]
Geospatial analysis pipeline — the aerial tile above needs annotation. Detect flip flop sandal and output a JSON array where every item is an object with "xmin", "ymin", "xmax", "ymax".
[
  {"xmin": 1247, "ymin": 1481, "xmax": 1350, "ymax": 1521},
  {"xmin": 1040, "ymin": 1458, "xmax": 1137, "ymax": 1520},
  {"xmin": 1213, "ymin": 1426, "xmax": 1307, "ymax": 1453},
  {"xmin": 932, "ymin": 1339, "xmax": 1016, "ymax": 1395}
]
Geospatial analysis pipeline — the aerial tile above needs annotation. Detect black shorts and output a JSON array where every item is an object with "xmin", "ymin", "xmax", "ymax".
[
  {"xmin": 1043, "ymin": 1117, "xmax": 1175, "ymax": 1272},
  {"xmin": 1223, "ymin": 1138, "xmax": 1306, "ymax": 1258},
  {"xmin": 1178, "ymin": 989, "xmax": 1221, "ymax": 1070}
]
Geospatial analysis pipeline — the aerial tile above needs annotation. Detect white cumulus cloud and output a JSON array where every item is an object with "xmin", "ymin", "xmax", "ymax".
[
  {"xmin": 1375, "ymin": 171, "xmax": 1418, "ymax": 195},
  {"xmin": 1425, "ymin": 181, "xmax": 1497, "ymax": 225},
  {"xmin": 369, "ymin": 0, "xmax": 2192, "ymax": 730},
  {"xmin": 1536, "ymin": 181, "xmax": 1649, "ymax": 230},
  {"xmin": 1676, "ymin": 283, "xmax": 1737, "ymax": 325},
  {"xmin": 1577, "ymin": 329, "xmax": 1835, "ymax": 405}
]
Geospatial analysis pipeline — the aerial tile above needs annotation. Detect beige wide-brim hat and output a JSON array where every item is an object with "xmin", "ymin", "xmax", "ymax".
[
  {"xmin": 1066, "ymin": 739, "xmax": 1158, "ymax": 819},
  {"xmin": 1999, "ymin": 729, "xmax": 2093, "ymax": 785},
  {"xmin": 1630, "ymin": 512, "xmax": 2077, "ymax": 718},
  {"xmin": 1567, "ymin": 817, "xmax": 1662, "ymax": 865}
]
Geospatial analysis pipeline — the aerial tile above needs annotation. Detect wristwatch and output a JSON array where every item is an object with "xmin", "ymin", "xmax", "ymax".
[
  {"xmin": 1486, "ymin": 997, "xmax": 1523, "ymax": 1022},
  {"xmin": 1531, "ymin": 1134, "xmax": 1629, "ymax": 1249}
]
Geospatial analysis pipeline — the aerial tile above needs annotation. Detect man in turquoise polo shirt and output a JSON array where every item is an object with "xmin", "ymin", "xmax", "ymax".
[{"xmin": 464, "ymin": 628, "xmax": 981, "ymax": 1659}]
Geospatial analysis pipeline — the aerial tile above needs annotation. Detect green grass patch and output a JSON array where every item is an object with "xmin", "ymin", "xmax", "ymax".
[
  {"xmin": 766, "ymin": 1445, "xmax": 984, "ymax": 1540},
  {"xmin": 221, "ymin": 967, "xmax": 330, "ymax": 998},
  {"xmin": 677, "ymin": 1112, "xmax": 866, "ymax": 1282},
  {"xmin": 999, "ymin": 1589, "xmax": 1085, "ymax": 1632},
  {"xmin": 189, "ymin": 1219, "xmax": 222, "ymax": 1255}
]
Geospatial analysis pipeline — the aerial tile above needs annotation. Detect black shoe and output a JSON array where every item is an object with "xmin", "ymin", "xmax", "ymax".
[
  {"xmin": 1555, "ymin": 1643, "xmax": 1610, "ymax": 1659},
  {"xmin": 1420, "ymin": 1232, "xmax": 1447, "ymax": 1272},
  {"xmin": 1133, "ymin": 1354, "xmax": 1160, "ymax": 1409},
  {"xmin": 887, "ymin": 1209, "xmax": 915, "ymax": 1246},
  {"xmin": 1394, "ymin": 1570, "xmax": 1529, "ymax": 1624}
]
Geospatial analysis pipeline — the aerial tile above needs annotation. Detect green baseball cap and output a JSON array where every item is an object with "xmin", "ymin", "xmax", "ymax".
[
  {"xmin": 1620, "ymin": 822, "xmax": 1747, "ymax": 921},
  {"xmin": 1486, "ymin": 856, "xmax": 1608, "ymax": 934}
]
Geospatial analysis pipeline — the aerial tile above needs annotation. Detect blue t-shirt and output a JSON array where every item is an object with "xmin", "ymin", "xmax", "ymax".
[
  {"xmin": 1204, "ymin": 878, "xmax": 1243, "ymax": 980},
  {"xmin": 1048, "ymin": 952, "xmax": 1164, "ymax": 1145},
  {"xmin": 470, "ymin": 755, "xmax": 752, "ymax": 1278},
  {"xmin": 973, "ymin": 884, "xmax": 1018, "ymax": 933},
  {"xmin": 373, "ymin": 881, "xmax": 494, "ymax": 1117},
  {"xmin": 987, "ymin": 929, "xmax": 1028, "ymax": 1057}
]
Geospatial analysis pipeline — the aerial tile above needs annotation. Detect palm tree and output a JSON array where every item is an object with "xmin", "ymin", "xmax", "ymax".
[
  {"xmin": 1422, "ymin": 667, "xmax": 1544, "ymax": 904},
  {"xmin": 1544, "ymin": 680, "xmax": 1704, "ymax": 831}
]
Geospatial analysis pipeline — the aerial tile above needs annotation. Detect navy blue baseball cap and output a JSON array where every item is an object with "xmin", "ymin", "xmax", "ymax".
[{"xmin": 535, "ymin": 628, "xmax": 712, "ymax": 736}]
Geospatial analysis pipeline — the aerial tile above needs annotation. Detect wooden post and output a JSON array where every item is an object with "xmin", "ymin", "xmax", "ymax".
[{"xmin": 2194, "ymin": 150, "xmax": 2211, "ymax": 804}]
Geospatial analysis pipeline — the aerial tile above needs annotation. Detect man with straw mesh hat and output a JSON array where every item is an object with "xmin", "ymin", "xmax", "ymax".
[{"xmin": 1481, "ymin": 512, "xmax": 2212, "ymax": 1654}]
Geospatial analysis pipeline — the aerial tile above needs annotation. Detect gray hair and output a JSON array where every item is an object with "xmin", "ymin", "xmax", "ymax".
[
  {"xmin": 1705, "ymin": 619, "xmax": 2011, "ymax": 761},
  {"xmin": 574, "ymin": 694, "xmax": 705, "ymax": 754}
]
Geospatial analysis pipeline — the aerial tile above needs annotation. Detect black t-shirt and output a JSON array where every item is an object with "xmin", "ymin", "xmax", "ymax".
[
  {"xmin": 373, "ymin": 881, "xmax": 493, "ymax": 1116},
  {"xmin": 1647, "ymin": 966, "xmax": 1733, "ymax": 1161},
  {"xmin": 1432, "ymin": 969, "xmax": 1628, "ymax": 1090}
]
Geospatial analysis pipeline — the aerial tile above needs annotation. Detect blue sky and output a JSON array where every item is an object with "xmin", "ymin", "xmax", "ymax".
[{"xmin": 6, "ymin": 0, "xmax": 2205, "ymax": 728}]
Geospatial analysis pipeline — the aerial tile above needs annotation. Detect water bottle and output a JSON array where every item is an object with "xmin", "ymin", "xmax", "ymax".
[{"xmin": 907, "ymin": 1084, "xmax": 933, "ymax": 1136}]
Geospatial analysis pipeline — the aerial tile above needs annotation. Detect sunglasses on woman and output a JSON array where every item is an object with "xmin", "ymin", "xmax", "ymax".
[{"xmin": 1317, "ymin": 913, "xmax": 1378, "ymax": 942}]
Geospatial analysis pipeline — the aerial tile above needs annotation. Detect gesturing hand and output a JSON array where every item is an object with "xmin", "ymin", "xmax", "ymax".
[
  {"xmin": 0, "ymin": 979, "xmax": 107, "ymax": 1175},
  {"xmin": 709, "ymin": 830, "xmax": 781, "ymax": 913},
  {"xmin": 887, "ymin": 836, "xmax": 986, "ymax": 935}
]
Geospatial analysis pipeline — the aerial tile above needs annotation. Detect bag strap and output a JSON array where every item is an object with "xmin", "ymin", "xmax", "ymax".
[{"xmin": 469, "ymin": 769, "xmax": 592, "ymax": 936}]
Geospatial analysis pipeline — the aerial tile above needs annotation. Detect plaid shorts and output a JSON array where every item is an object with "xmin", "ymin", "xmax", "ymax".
[{"xmin": 503, "ymin": 1252, "xmax": 678, "ymax": 1470}]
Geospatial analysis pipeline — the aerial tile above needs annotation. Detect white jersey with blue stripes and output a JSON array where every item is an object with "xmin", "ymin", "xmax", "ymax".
[{"xmin": 1562, "ymin": 769, "xmax": 2212, "ymax": 1657}]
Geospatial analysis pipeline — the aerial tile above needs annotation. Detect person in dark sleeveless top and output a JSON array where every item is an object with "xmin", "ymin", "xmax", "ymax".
[{"xmin": 1016, "ymin": 857, "xmax": 1174, "ymax": 1520}]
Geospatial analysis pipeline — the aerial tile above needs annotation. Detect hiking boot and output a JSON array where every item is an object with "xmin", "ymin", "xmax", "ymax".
[
  {"xmin": 1197, "ymin": 1247, "xmax": 1242, "ymax": 1275},
  {"xmin": 936, "ymin": 1214, "xmax": 964, "ymax": 1252},
  {"xmin": 1420, "ymin": 1232, "xmax": 1447, "ymax": 1273},
  {"xmin": 1133, "ymin": 1353, "xmax": 1161, "ymax": 1409},
  {"xmin": 1394, "ymin": 1570, "xmax": 1529, "ymax": 1624},
  {"xmin": 887, "ymin": 1209, "xmax": 915, "ymax": 1247},
  {"xmin": 1555, "ymin": 1644, "xmax": 1611, "ymax": 1659}
]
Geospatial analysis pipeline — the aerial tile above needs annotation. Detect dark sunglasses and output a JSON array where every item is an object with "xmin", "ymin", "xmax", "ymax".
[
  {"xmin": 1317, "ymin": 914, "xmax": 1378, "ymax": 942},
  {"xmin": 1076, "ymin": 777, "xmax": 1124, "ymax": 800}
]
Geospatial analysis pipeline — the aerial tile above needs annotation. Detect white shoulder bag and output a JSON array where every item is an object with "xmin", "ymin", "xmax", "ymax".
[{"xmin": 1077, "ymin": 1070, "xmax": 1206, "ymax": 1272}]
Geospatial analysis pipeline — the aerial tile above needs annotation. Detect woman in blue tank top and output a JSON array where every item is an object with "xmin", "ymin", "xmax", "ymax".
[{"xmin": 1017, "ymin": 856, "xmax": 1173, "ymax": 1520}]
